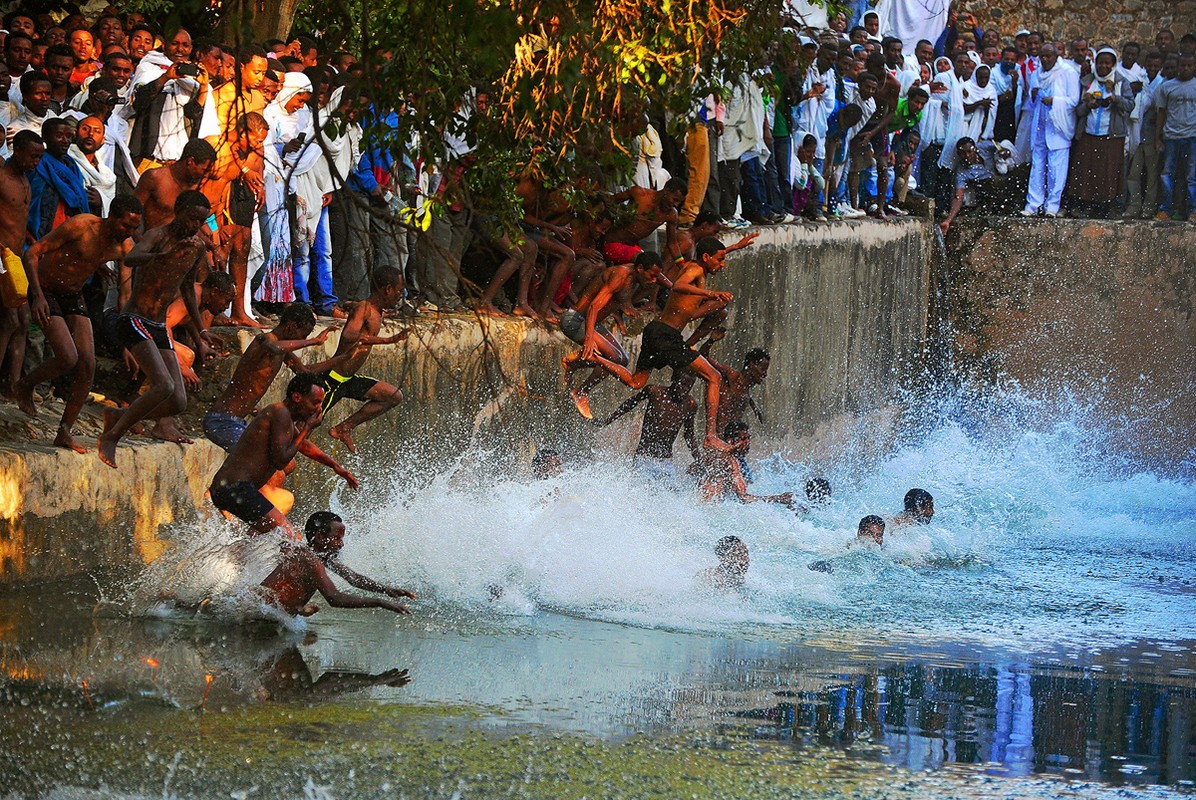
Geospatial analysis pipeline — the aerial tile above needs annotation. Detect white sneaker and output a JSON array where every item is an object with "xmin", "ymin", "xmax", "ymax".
[
  {"xmin": 1043, "ymin": 209, "xmax": 1059, "ymax": 218},
  {"xmin": 778, "ymin": 213, "xmax": 796, "ymax": 223},
  {"xmin": 885, "ymin": 203, "xmax": 909, "ymax": 217},
  {"xmin": 1019, "ymin": 208, "xmax": 1037, "ymax": 217},
  {"xmin": 840, "ymin": 206, "xmax": 866, "ymax": 219}
]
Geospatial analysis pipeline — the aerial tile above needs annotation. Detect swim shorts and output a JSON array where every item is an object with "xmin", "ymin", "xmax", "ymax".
[
  {"xmin": 44, "ymin": 289, "xmax": 88, "ymax": 318},
  {"xmin": 227, "ymin": 177, "xmax": 257, "ymax": 228},
  {"xmin": 203, "ymin": 411, "xmax": 249, "ymax": 451},
  {"xmin": 635, "ymin": 320, "xmax": 699, "ymax": 373},
  {"xmin": 210, "ymin": 479, "xmax": 275, "ymax": 524},
  {"xmin": 0, "ymin": 246, "xmax": 27, "ymax": 309},
  {"xmin": 114, "ymin": 312, "xmax": 173, "ymax": 351},
  {"xmin": 319, "ymin": 369, "xmax": 379, "ymax": 412},
  {"xmin": 603, "ymin": 241, "xmax": 643, "ymax": 265},
  {"xmin": 558, "ymin": 308, "xmax": 612, "ymax": 346}
]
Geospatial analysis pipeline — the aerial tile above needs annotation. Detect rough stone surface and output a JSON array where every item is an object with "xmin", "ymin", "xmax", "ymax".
[
  {"xmin": 942, "ymin": 217, "xmax": 1196, "ymax": 476},
  {"xmin": 962, "ymin": 0, "xmax": 1189, "ymax": 45}
]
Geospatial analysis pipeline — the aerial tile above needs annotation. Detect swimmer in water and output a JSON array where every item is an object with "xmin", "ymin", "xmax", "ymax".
[
  {"xmin": 806, "ymin": 477, "xmax": 832, "ymax": 505},
  {"xmin": 856, "ymin": 514, "xmax": 886, "ymax": 545},
  {"xmin": 689, "ymin": 422, "xmax": 797, "ymax": 509},
  {"xmin": 259, "ymin": 511, "xmax": 417, "ymax": 617},
  {"xmin": 698, "ymin": 535, "xmax": 750, "ymax": 589},
  {"xmin": 890, "ymin": 488, "xmax": 935, "ymax": 527}
]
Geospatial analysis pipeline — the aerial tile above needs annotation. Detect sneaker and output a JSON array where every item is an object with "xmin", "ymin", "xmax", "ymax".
[
  {"xmin": 1043, "ymin": 210, "xmax": 1059, "ymax": 218},
  {"xmin": 885, "ymin": 203, "xmax": 909, "ymax": 217},
  {"xmin": 1019, "ymin": 208, "xmax": 1037, "ymax": 217},
  {"xmin": 777, "ymin": 213, "xmax": 796, "ymax": 223},
  {"xmin": 1154, "ymin": 211, "xmax": 1172, "ymax": 222},
  {"xmin": 726, "ymin": 217, "xmax": 750, "ymax": 229},
  {"xmin": 810, "ymin": 211, "xmax": 828, "ymax": 222},
  {"xmin": 840, "ymin": 205, "xmax": 866, "ymax": 219}
]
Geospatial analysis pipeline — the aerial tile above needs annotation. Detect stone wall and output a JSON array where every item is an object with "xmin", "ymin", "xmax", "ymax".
[
  {"xmin": 959, "ymin": 0, "xmax": 1190, "ymax": 46},
  {"xmin": 942, "ymin": 217, "xmax": 1196, "ymax": 476}
]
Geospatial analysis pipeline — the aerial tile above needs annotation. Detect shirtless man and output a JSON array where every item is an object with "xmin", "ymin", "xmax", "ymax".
[
  {"xmin": 97, "ymin": 190, "xmax": 214, "ymax": 468},
  {"xmin": 585, "ymin": 237, "xmax": 732, "ymax": 450},
  {"xmin": 14, "ymin": 195, "xmax": 142, "ymax": 452},
  {"xmin": 315, "ymin": 265, "xmax": 408, "ymax": 453},
  {"xmin": 559, "ymin": 251, "xmax": 669, "ymax": 418},
  {"xmin": 595, "ymin": 368, "xmax": 699, "ymax": 481},
  {"xmin": 205, "ymin": 51, "xmax": 268, "ymax": 146},
  {"xmin": 697, "ymin": 535, "xmax": 750, "ymax": 590},
  {"xmin": 603, "ymin": 178, "xmax": 686, "ymax": 265},
  {"xmin": 700, "ymin": 332, "xmax": 769, "ymax": 434},
  {"xmin": 209, "ymin": 372, "xmax": 355, "ymax": 538},
  {"xmin": 202, "ymin": 303, "xmax": 331, "ymax": 450},
  {"xmin": 890, "ymin": 488, "xmax": 935, "ymax": 527},
  {"xmin": 676, "ymin": 210, "xmax": 758, "ymax": 264},
  {"xmin": 165, "ymin": 271, "xmax": 237, "ymax": 388},
  {"xmin": 260, "ymin": 511, "xmax": 415, "ymax": 617},
  {"xmin": 690, "ymin": 422, "xmax": 795, "ymax": 508},
  {"xmin": 200, "ymin": 112, "xmax": 267, "ymax": 327},
  {"xmin": 514, "ymin": 174, "xmax": 575, "ymax": 320},
  {"xmin": 134, "ymin": 139, "xmax": 217, "ymax": 229},
  {"xmin": 0, "ymin": 131, "xmax": 43, "ymax": 399}
]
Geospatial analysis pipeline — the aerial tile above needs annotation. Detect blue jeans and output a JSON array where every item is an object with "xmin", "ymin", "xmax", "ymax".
[
  {"xmin": 739, "ymin": 156, "xmax": 767, "ymax": 219},
  {"xmin": 1160, "ymin": 137, "xmax": 1196, "ymax": 215},
  {"xmin": 293, "ymin": 205, "xmax": 338, "ymax": 311}
]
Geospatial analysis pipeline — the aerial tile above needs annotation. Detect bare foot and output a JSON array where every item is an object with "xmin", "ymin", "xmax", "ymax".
[
  {"xmin": 512, "ymin": 302, "xmax": 540, "ymax": 319},
  {"xmin": 97, "ymin": 433, "xmax": 118, "ymax": 468},
  {"xmin": 225, "ymin": 313, "xmax": 269, "ymax": 329},
  {"xmin": 54, "ymin": 426, "xmax": 87, "ymax": 454},
  {"xmin": 12, "ymin": 380, "xmax": 36, "ymax": 417},
  {"xmin": 330, "ymin": 425, "xmax": 358, "ymax": 453},
  {"xmin": 540, "ymin": 311, "xmax": 560, "ymax": 325},
  {"xmin": 704, "ymin": 434, "xmax": 732, "ymax": 452},
  {"xmin": 150, "ymin": 418, "xmax": 194, "ymax": 444},
  {"xmin": 476, "ymin": 302, "xmax": 506, "ymax": 317},
  {"xmin": 571, "ymin": 387, "xmax": 593, "ymax": 420}
]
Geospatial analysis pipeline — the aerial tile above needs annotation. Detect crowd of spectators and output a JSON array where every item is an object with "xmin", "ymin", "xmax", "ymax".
[{"xmin": 0, "ymin": 2, "xmax": 1190, "ymax": 455}]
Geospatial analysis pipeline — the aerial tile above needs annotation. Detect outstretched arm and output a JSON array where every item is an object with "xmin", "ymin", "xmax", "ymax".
[
  {"xmin": 296, "ymin": 438, "xmax": 358, "ymax": 489},
  {"xmin": 594, "ymin": 389, "xmax": 649, "ymax": 427},
  {"xmin": 312, "ymin": 559, "xmax": 412, "ymax": 613},
  {"xmin": 327, "ymin": 558, "xmax": 418, "ymax": 600}
]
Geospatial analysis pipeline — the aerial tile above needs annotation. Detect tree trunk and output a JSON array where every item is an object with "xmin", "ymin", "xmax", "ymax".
[{"xmin": 219, "ymin": 0, "xmax": 302, "ymax": 47}]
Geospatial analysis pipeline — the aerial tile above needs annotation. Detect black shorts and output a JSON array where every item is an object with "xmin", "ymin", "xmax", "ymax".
[
  {"xmin": 114, "ymin": 313, "xmax": 173, "ymax": 351},
  {"xmin": 228, "ymin": 178, "xmax": 257, "ymax": 227},
  {"xmin": 210, "ymin": 479, "xmax": 275, "ymax": 525},
  {"xmin": 635, "ymin": 320, "xmax": 699, "ymax": 373},
  {"xmin": 44, "ymin": 290, "xmax": 88, "ymax": 318},
  {"xmin": 319, "ymin": 369, "xmax": 379, "ymax": 412}
]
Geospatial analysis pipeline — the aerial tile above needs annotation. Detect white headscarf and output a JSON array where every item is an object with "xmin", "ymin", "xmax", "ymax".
[
  {"xmin": 264, "ymin": 72, "xmax": 320, "ymax": 177},
  {"xmin": 920, "ymin": 57, "xmax": 965, "ymax": 167},
  {"xmin": 962, "ymin": 65, "xmax": 999, "ymax": 141}
]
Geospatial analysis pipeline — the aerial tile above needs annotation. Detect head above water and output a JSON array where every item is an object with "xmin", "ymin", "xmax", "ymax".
[
  {"xmin": 805, "ymin": 477, "xmax": 832, "ymax": 504},
  {"xmin": 858, "ymin": 515, "xmax": 885, "ymax": 545},
  {"xmin": 305, "ymin": 511, "xmax": 345, "ymax": 554},
  {"xmin": 714, "ymin": 535, "xmax": 749, "ymax": 578},
  {"xmin": 633, "ymin": 250, "xmax": 665, "ymax": 284},
  {"xmin": 903, "ymin": 488, "xmax": 935, "ymax": 523}
]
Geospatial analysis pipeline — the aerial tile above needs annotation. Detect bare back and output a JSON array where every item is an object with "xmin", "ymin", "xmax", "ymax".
[
  {"xmin": 657, "ymin": 262, "xmax": 707, "ymax": 329},
  {"xmin": 608, "ymin": 187, "xmax": 676, "ymax": 244},
  {"xmin": 329, "ymin": 299, "xmax": 383, "ymax": 376},
  {"xmin": 0, "ymin": 164, "xmax": 31, "ymax": 253},
  {"xmin": 573, "ymin": 265, "xmax": 631, "ymax": 324},
  {"xmin": 134, "ymin": 166, "xmax": 185, "ymax": 229},
  {"xmin": 211, "ymin": 332, "xmax": 288, "ymax": 417},
  {"xmin": 259, "ymin": 547, "xmax": 323, "ymax": 614},
  {"xmin": 211, "ymin": 401, "xmax": 294, "ymax": 489}
]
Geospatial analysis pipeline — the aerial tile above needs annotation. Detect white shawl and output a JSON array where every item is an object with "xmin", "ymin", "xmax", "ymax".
[
  {"xmin": 962, "ymin": 66, "xmax": 999, "ymax": 141},
  {"xmin": 67, "ymin": 143, "xmax": 116, "ymax": 213}
]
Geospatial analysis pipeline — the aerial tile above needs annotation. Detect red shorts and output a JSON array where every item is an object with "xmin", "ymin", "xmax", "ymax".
[{"xmin": 602, "ymin": 241, "xmax": 643, "ymax": 265}]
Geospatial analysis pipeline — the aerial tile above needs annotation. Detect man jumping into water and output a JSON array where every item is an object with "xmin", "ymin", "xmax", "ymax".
[
  {"xmin": 209, "ymin": 372, "xmax": 357, "ymax": 539},
  {"xmin": 690, "ymin": 422, "xmax": 796, "ymax": 508},
  {"xmin": 259, "ymin": 511, "xmax": 416, "ymax": 617},
  {"xmin": 560, "ymin": 251, "xmax": 669, "ymax": 418},
  {"xmin": 316, "ymin": 266, "xmax": 408, "ymax": 453},
  {"xmin": 595, "ymin": 368, "xmax": 699, "ymax": 481},
  {"xmin": 98, "ymin": 190, "xmax": 214, "ymax": 467},
  {"xmin": 583, "ymin": 236, "xmax": 733, "ymax": 450}
]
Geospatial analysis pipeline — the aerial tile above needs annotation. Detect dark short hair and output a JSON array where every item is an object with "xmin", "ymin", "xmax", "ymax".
[
  {"xmin": 663, "ymin": 176, "xmax": 687, "ymax": 194},
  {"xmin": 715, "ymin": 534, "xmax": 743, "ymax": 557},
  {"xmin": 103, "ymin": 51, "xmax": 134, "ymax": 68},
  {"xmin": 916, "ymin": 39, "xmax": 933, "ymax": 49},
  {"xmin": 181, "ymin": 139, "xmax": 217, "ymax": 165},
  {"xmin": 5, "ymin": 32, "xmax": 33, "ymax": 51},
  {"xmin": 44, "ymin": 44, "xmax": 74, "ymax": 64},
  {"xmin": 237, "ymin": 111, "xmax": 268, "ymax": 134},
  {"xmin": 907, "ymin": 86, "xmax": 929, "ymax": 102},
  {"xmin": 203, "ymin": 271, "xmax": 236, "ymax": 293},
  {"xmin": 849, "ymin": 26, "xmax": 867, "ymax": 37},
  {"xmin": 858, "ymin": 515, "xmax": 885, "ymax": 533},
  {"xmin": 695, "ymin": 236, "xmax": 725, "ymax": 261},
  {"xmin": 805, "ymin": 477, "xmax": 831, "ymax": 502},
  {"xmin": 744, "ymin": 348, "xmax": 770, "ymax": 366},
  {"xmin": 304, "ymin": 510, "xmax": 343, "ymax": 543},
  {"xmin": 19, "ymin": 70, "xmax": 50, "ymax": 96},
  {"xmin": 858, "ymin": 70, "xmax": 879, "ymax": 84},
  {"xmin": 11, "ymin": 130, "xmax": 41, "ymax": 151},
  {"xmin": 109, "ymin": 194, "xmax": 143, "ymax": 218},
  {"xmin": 174, "ymin": 189, "xmax": 211, "ymax": 214},
  {"xmin": 41, "ymin": 117, "xmax": 73, "ymax": 140},
  {"xmin": 634, "ymin": 250, "xmax": 663, "ymax": 269},
  {"xmin": 904, "ymin": 488, "xmax": 933, "ymax": 513},
  {"xmin": 371, "ymin": 265, "xmax": 404, "ymax": 291},
  {"xmin": 286, "ymin": 371, "xmax": 323, "ymax": 399},
  {"xmin": 279, "ymin": 302, "xmax": 317, "ymax": 329},
  {"xmin": 840, "ymin": 104, "xmax": 864, "ymax": 125}
]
